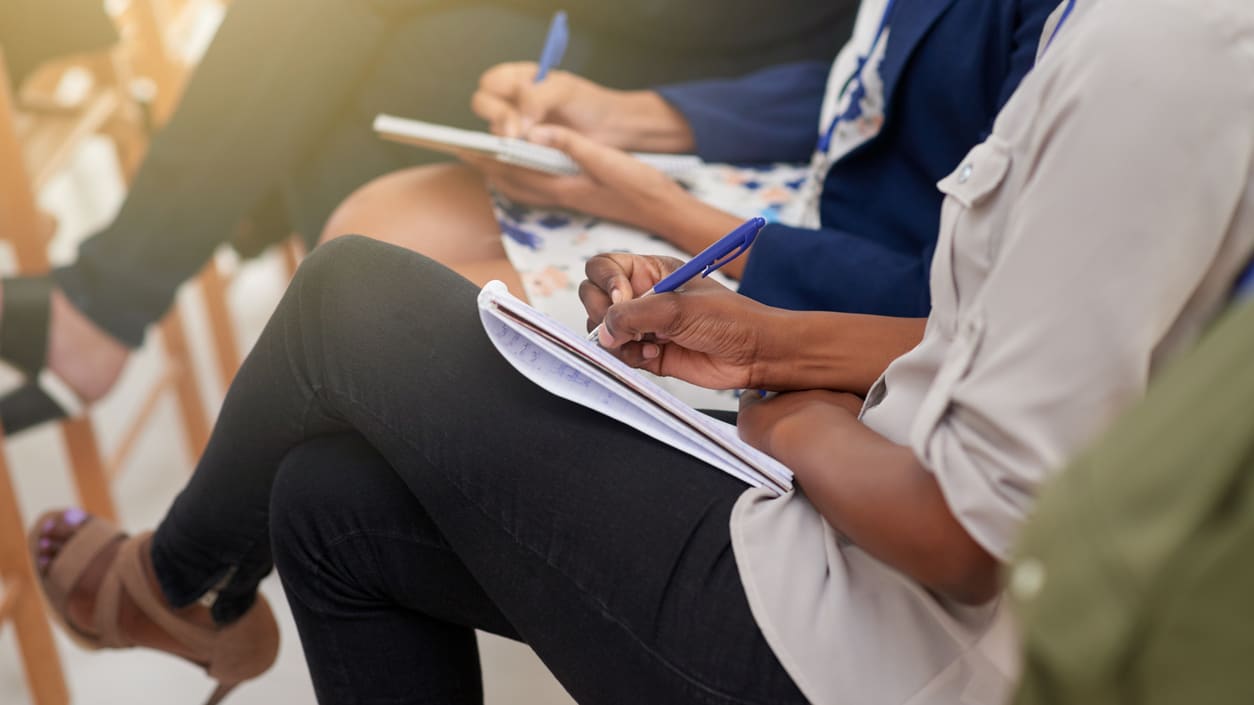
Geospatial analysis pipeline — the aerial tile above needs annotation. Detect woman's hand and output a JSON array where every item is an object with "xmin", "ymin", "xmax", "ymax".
[
  {"xmin": 737, "ymin": 390, "xmax": 864, "ymax": 458},
  {"xmin": 471, "ymin": 62, "xmax": 694, "ymax": 152},
  {"xmin": 578, "ymin": 252, "xmax": 787, "ymax": 390},
  {"xmin": 462, "ymin": 125, "xmax": 744, "ymax": 256},
  {"xmin": 461, "ymin": 125, "xmax": 692, "ymax": 228}
]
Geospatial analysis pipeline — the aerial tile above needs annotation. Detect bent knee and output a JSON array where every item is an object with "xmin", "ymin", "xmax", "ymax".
[
  {"xmin": 269, "ymin": 434, "xmax": 390, "ymax": 568},
  {"xmin": 319, "ymin": 163, "xmax": 486, "ymax": 246}
]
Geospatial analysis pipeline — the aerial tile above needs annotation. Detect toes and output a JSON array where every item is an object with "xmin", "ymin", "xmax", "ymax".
[
  {"xmin": 31, "ymin": 508, "xmax": 93, "ymax": 573},
  {"xmin": 46, "ymin": 512, "xmax": 87, "ymax": 542},
  {"xmin": 62, "ymin": 507, "xmax": 88, "ymax": 527}
]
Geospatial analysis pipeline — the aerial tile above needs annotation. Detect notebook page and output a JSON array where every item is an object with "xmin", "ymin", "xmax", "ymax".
[{"xmin": 477, "ymin": 282, "xmax": 793, "ymax": 494}]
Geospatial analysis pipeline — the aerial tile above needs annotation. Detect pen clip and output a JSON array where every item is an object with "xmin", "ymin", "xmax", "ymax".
[{"xmin": 701, "ymin": 228, "xmax": 757, "ymax": 278}]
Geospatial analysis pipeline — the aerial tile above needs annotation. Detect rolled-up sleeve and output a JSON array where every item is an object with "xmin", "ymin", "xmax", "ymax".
[{"xmin": 910, "ymin": 3, "xmax": 1254, "ymax": 560}]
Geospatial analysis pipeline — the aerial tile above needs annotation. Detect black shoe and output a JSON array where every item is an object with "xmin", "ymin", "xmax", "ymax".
[{"xmin": 0, "ymin": 275, "xmax": 85, "ymax": 433}]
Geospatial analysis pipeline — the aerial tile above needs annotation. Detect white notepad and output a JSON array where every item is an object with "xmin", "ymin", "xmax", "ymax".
[
  {"xmin": 477, "ymin": 281, "xmax": 793, "ymax": 495},
  {"xmin": 375, "ymin": 114, "xmax": 705, "ymax": 178}
]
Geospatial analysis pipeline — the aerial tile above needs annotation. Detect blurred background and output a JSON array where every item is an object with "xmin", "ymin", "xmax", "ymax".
[{"xmin": 0, "ymin": 1, "xmax": 577, "ymax": 703}]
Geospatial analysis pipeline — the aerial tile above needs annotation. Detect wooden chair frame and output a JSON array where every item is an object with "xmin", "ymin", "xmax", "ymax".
[{"xmin": 0, "ymin": 20, "xmax": 213, "ymax": 703}]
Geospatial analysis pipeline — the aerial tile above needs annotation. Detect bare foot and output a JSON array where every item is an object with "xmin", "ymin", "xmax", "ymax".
[{"xmin": 34, "ymin": 509, "xmax": 218, "ymax": 663}]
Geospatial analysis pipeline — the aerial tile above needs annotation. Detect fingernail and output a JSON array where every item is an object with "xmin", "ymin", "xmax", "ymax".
[
  {"xmin": 63, "ymin": 508, "xmax": 87, "ymax": 526},
  {"xmin": 39, "ymin": 538, "xmax": 51, "ymax": 549},
  {"xmin": 38, "ymin": 557, "xmax": 49, "ymax": 570},
  {"xmin": 643, "ymin": 343, "xmax": 660, "ymax": 360},
  {"xmin": 520, "ymin": 117, "xmax": 535, "ymax": 134},
  {"xmin": 41, "ymin": 518, "xmax": 55, "ymax": 533},
  {"xmin": 611, "ymin": 289, "xmax": 624, "ymax": 304}
]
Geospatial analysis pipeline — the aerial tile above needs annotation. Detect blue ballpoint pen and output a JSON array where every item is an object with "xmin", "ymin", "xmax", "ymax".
[
  {"xmin": 587, "ymin": 217, "xmax": 767, "ymax": 343},
  {"xmin": 535, "ymin": 11, "xmax": 569, "ymax": 83}
]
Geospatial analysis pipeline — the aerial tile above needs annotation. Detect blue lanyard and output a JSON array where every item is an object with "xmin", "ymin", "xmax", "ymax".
[
  {"xmin": 1042, "ymin": 0, "xmax": 1078, "ymax": 54},
  {"xmin": 817, "ymin": 0, "xmax": 898, "ymax": 154},
  {"xmin": 1237, "ymin": 260, "xmax": 1254, "ymax": 301}
]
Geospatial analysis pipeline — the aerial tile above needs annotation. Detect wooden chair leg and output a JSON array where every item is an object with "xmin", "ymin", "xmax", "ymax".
[
  {"xmin": 3, "ymin": 57, "xmax": 119, "ymax": 526},
  {"xmin": 198, "ymin": 261, "xmax": 242, "ymax": 388},
  {"xmin": 59, "ymin": 419, "xmax": 117, "ymax": 523},
  {"xmin": 0, "ymin": 437, "xmax": 70, "ymax": 705},
  {"xmin": 159, "ymin": 313, "xmax": 211, "ymax": 459},
  {"xmin": 119, "ymin": 0, "xmax": 190, "ymax": 126}
]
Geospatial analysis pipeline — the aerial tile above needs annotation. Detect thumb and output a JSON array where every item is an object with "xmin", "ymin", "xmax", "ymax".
[
  {"xmin": 600, "ymin": 294, "xmax": 686, "ymax": 348},
  {"xmin": 528, "ymin": 125, "xmax": 625, "ymax": 180}
]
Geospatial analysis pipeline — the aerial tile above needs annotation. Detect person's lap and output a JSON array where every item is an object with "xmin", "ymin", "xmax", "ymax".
[
  {"xmin": 223, "ymin": 239, "xmax": 806, "ymax": 703},
  {"xmin": 269, "ymin": 425, "xmax": 804, "ymax": 704}
]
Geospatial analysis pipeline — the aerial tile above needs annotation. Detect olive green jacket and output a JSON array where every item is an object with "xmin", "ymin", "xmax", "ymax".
[{"xmin": 1012, "ymin": 300, "xmax": 1254, "ymax": 705}]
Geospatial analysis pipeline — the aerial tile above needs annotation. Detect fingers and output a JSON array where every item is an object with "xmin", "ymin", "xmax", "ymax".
[
  {"xmin": 600, "ymin": 293, "xmax": 687, "ymax": 348},
  {"xmin": 477, "ymin": 62, "xmax": 539, "ymax": 101},
  {"xmin": 528, "ymin": 125, "xmax": 641, "ymax": 182},
  {"xmin": 475, "ymin": 63, "xmax": 539, "ymax": 137},
  {"xmin": 583, "ymin": 253, "xmax": 684, "ymax": 311},
  {"xmin": 515, "ymin": 76, "xmax": 575, "ymax": 131},
  {"xmin": 460, "ymin": 151, "xmax": 589, "ymax": 208},
  {"xmin": 476, "ymin": 62, "xmax": 574, "ymax": 137},
  {"xmin": 471, "ymin": 90, "xmax": 523, "ymax": 137},
  {"xmin": 583, "ymin": 253, "xmax": 639, "ymax": 306},
  {"xmin": 578, "ymin": 279, "xmax": 615, "ymax": 330}
]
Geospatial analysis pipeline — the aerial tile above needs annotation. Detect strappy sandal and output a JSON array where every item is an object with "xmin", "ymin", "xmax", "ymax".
[
  {"xmin": 0, "ymin": 276, "xmax": 86, "ymax": 433},
  {"xmin": 28, "ymin": 512, "xmax": 280, "ymax": 705}
]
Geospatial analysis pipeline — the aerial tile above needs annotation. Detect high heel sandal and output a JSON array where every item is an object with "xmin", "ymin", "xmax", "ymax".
[
  {"xmin": 0, "ymin": 276, "xmax": 86, "ymax": 432},
  {"xmin": 28, "ymin": 511, "xmax": 280, "ymax": 705}
]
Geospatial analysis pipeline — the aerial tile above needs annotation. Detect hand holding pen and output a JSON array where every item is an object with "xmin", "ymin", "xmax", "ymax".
[
  {"xmin": 577, "ymin": 218, "xmax": 779, "ymax": 391},
  {"xmin": 586, "ymin": 217, "xmax": 765, "ymax": 343},
  {"xmin": 472, "ymin": 11, "xmax": 613, "ymax": 141}
]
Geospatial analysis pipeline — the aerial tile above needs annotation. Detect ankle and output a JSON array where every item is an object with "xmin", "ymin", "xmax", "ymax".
[
  {"xmin": 138, "ymin": 536, "xmax": 218, "ymax": 631},
  {"xmin": 45, "ymin": 289, "xmax": 130, "ymax": 402}
]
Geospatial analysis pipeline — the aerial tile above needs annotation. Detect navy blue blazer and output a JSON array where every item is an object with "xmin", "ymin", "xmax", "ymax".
[{"xmin": 656, "ymin": 0, "xmax": 1056, "ymax": 316}]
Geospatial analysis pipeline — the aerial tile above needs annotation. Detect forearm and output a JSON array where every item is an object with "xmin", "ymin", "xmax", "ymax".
[
  {"xmin": 754, "ymin": 312, "xmax": 925, "ymax": 394},
  {"xmin": 603, "ymin": 91, "xmax": 696, "ymax": 153},
  {"xmin": 647, "ymin": 196, "xmax": 748, "ymax": 272},
  {"xmin": 772, "ymin": 409, "xmax": 998, "ymax": 604}
]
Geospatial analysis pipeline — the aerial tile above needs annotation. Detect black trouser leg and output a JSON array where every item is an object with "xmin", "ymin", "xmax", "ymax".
[
  {"xmin": 271, "ymin": 433, "xmax": 520, "ymax": 705},
  {"xmin": 151, "ymin": 236, "xmax": 805, "ymax": 704},
  {"xmin": 53, "ymin": 0, "xmax": 392, "ymax": 346}
]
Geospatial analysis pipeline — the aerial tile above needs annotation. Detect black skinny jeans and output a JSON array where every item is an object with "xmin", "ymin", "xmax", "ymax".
[{"xmin": 151, "ymin": 237, "xmax": 807, "ymax": 705}]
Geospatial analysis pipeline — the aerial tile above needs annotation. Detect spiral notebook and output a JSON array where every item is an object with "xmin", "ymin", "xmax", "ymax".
[
  {"xmin": 374, "ymin": 114, "xmax": 704, "ymax": 178},
  {"xmin": 477, "ymin": 281, "xmax": 793, "ymax": 495}
]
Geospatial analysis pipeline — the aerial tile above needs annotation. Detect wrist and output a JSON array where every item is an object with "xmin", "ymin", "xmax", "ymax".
[
  {"xmin": 749, "ymin": 308, "xmax": 812, "ymax": 389},
  {"xmin": 648, "ymin": 196, "xmax": 745, "ymax": 259}
]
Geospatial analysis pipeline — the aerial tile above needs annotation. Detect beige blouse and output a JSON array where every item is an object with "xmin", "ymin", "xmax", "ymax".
[{"xmin": 730, "ymin": 0, "xmax": 1254, "ymax": 703}]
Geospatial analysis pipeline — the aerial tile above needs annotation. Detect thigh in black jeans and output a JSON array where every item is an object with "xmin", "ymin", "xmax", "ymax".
[{"xmin": 153, "ymin": 237, "xmax": 806, "ymax": 704}]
